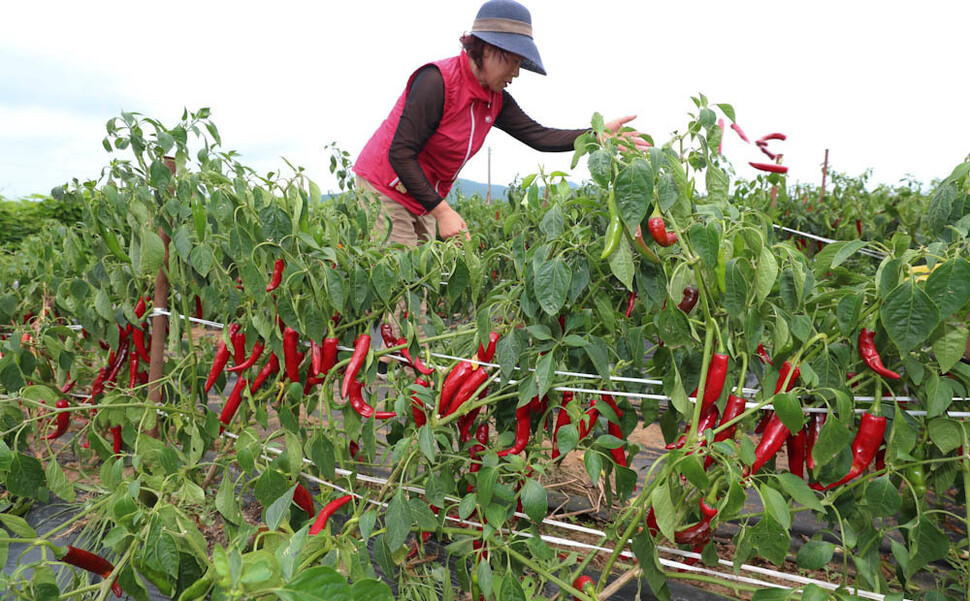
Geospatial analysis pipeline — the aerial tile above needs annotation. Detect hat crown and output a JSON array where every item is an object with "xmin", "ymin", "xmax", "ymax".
[{"xmin": 475, "ymin": 0, "xmax": 533, "ymax": 26}]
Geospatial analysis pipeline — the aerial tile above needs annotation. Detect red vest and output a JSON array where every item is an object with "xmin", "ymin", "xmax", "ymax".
[{"xmin": 353, "ymin": 52, "xmax": 503, "ymax": 215}]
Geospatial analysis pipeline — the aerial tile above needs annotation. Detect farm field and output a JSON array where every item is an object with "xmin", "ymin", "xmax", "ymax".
[{"xmin": 2, "ymin": 101, "xmax": 970, "ymax": 601}]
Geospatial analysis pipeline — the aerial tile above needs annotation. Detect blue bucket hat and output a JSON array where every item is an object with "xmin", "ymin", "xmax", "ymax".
[{"xmin": 470, "ymin": 0, "xmax": 546, "ymax": 75}]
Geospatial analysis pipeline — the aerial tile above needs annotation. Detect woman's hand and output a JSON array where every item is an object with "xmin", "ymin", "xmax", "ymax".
[
  {"xmin": 431, "ymin": 202, "xmax": 471, "ymax": 240},
  {"xmin": 602, "ymin": 115, "xmax": 652, "ymax": 152}
]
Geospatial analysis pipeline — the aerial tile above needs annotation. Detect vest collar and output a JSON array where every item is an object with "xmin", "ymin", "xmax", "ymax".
[{"xmin": 458, "ymin": 51, "xmax": 497, "ymax": 104}]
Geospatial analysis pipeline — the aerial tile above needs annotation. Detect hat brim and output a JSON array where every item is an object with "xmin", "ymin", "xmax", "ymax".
[{"xmin": 471, "ymin": 31, "xmax": 546, "ymax": 75}]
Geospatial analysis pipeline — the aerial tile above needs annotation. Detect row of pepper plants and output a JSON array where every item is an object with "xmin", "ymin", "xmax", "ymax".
[{"xmin": 1, "ymin": 100, "xmax": 969, "ymax": 601}]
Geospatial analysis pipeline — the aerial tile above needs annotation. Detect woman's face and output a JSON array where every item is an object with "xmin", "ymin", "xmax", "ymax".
[{"xmin": 477, "ymin": 46, "xmax": 523, "ymax": 93}]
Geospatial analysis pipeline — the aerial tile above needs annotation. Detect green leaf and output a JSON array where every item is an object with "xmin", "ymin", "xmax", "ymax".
[
  {"xmin": 750, "ymin": 589, "xmax": 791, "ymax": 601},
  {"xmin": 266, "ymin": 487, "xmax": 294, "ymax": 530},
  {"xmin": 588, "ymin": 148, "xmax": 612, "ymax": 187},
  {"xmin": 630, "ymin": 530, "xmax": 671, "ymax": 601},
  {"xmin": 837, "ymin": 293, "xmax": 863, "ymax": 338},
  {"xmin": 651, "ymin": 484, "xmax": 676, "ymax": 543},
  {"xmin": 722, "ymin": 259, "xmax": 749, "ymax": 316},
  {"xmin": 384, "ymin": 490, "xmax": 412, "ymax": 551},
  {"xmin": 689, "ymin": 222, "xmax": 720, "ymax": 269},
  {"xmin": 928, "ymin": 418, "xmax": 962, "ymax": 454},
  {"xmin": 7, "ymin": 453, "xmax": 45, "ymax": 499},
  {"xmin": 519, "ymin": 478, "xmax": 547, "ymax": 523},
  {"xmin": 216, "ymin": 471, "xmax": 243, "ymax": 524},
  {"xmin": 880, "ymin": 280, "xmax": 941, "ymax": 353},
  {"xmin": 773, "ymin": 392, "xmax": 804, "ymax": 433},
  {"xmin": 539, "ymin": 204, "xmax": 564, "ymax": 240},
  {"xmin": 906, "ymin": 519, "xmax": 949, "ymax": 578},
  {"xmin": 759, "ymin": 484, "xmax": 791, "ymax": 530},
  {"xmin": 812, "ymin": 418, "xmax": 850, "ymax": 468},
  {"xmin": 259, "ymin": 205, "xmax": 291, "ymax": 242},
  {"xmin": 188, "ymin": 245, "xmax": 213, "ymax": 277},
  {"xmin": 140, "ymin": 229, "xmax": 166, "ymax": 275},
  {"xmin": 277, "ymin": 566, "xmax": 351, "ymax": 601},
  {"xmin": 796, "ymin": 540, "xmax": 835, "ymax": 570},
  {"xmin": 0, "ymin": 513, "xmax": 36, "ymax": 538},
  {"xmin": 755, "ymin": 246, "xmax": 778, "ymax": 305},
  {"xmin": 864, "ymin": 476, "xmax": 901, "ymax": 517},
  {"xmin": 533, "ymin": 259, "xmax": 571, "ymax": 316},
  {"xmin": 608, "ymin": 236, "xmax": 635, "ymax": 290},
  {"xmin": 614, "ymin": 158, "xmax": 654, "ymax": 230},
  {"xmin": 349, "ymin": 579, "xmax": 394, "ymax": 601},
  {"xmin": 932, "ymin": 323, "xmax": 968, "ymax": 374},
  {"xmin": 418, "ymin": 425, "xmax": 436, "ymax": 461},
  {"xmin": 800, "ymin": 584, "xmax": 829, "ymax": 601},
  {"xmin": 924, "ymin": 258, "xmax": 970, "ymax": 321},
  {"xmin": 776, "ymin": 473, "xmax": 823, "ymax": 512},
  {"xmin": 749, "ymin": 513, "xmax": 789, "ymax": 566},
  {"xmin": 45, "ymin": 459, "xmax": 75, "ymax": 503}
]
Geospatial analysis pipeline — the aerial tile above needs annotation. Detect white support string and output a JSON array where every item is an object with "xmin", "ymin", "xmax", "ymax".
[{"xmin": 771, "ymin": 224, "xmax": 886, "ymax": 260}]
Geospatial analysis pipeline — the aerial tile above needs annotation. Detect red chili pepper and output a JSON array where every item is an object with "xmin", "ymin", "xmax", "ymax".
[
  {"xmin": 749, "ymin": 162, "xmax": 788, "ymax": 174},
  {"xmin": 309, "ymin": 494, "xmax": 353, "ymax": 535},
  {"xmin": 60, "ymin": 379, "xmax": 76, "ymax": 394},
  {"xmin": 748, "ymin": 413, "xmax": 790, "ymax": 476},
  {"xmin": 811, "ymin": 412, "xmax": 887, "ymax": 491},
  {"xmin": 677, "ymin": 286, "xmax": 699, "ymax": 314},
  {"xmin": 341, "ymin": 334, "xmax": 370, "ymax": 399},
  {"xmin": 756, "ymin": 343, "xmax": 774, "ymax": 366},
  {"xmin": 806, "ymin": 412, "xmax": 826, "ymax": 471},
  {"xmin": 103, "ymin": 345, "xmax": 129, "ymax": 390},
  {"xmin": 447, "ymin": 365, "xmax": 490, "ymax": 416},
  {"xmin": 498, "ymin": 400, "xmax": 533, "ymax": 457},
  {"xmin": 348, "ymin": 378, "xmax": 396, "ymax": 419},
  {"xmin": 647, "ymin": 216, "xmax": 677, "ymax": 247},
  {"xmin": 856, "ymin": 219, "xmax": 863, "ymax": 237},
  {"xmin": 134, "ymin": 296, "xmax": 148, "ymax": 319},
  {"xmin": 219, "ymin": 376, "xmax": 249, "ymax": 433},
  {"xmin": 458, "ymin": 406, "xmax": 482, "ymax": 443},
  {"xmin": 858, "ymin": 329, "xmax": 900, "ymax": 380},
  {"xmin": 45, "ymin": 399, "xmax": 70, "ymax": 440},
  {"xmin": 551, "ymin": 391, "xmax": 575, "ymax": 460},
  {"xmin": 700, "ymin": 352, "xmax": 729, "ymax": 414},
  {"xmin": 396, "ymin": 337, "xmax": 435, "ymax": 376},
  {"xmin": 194, "ymin": 294, "xmax": 204, "ymax": 319},
  {"xmin": 380, "ymin": 323, "xmax": 397, "ymax": 348},
  {"xmin": 266, "ymin": 258, "xmax": 285, "ymax": 292},
  {"xmin": 132, "ymin": 326, "xmax": 151, "ymax": 363},
  {"xmin": 231, "ymin": 330, "xmax": 248, "ymax": 366},
  {"xmin": 128, "ymin": 352, "xmax": 139, "ymax": 388},
  {"xmin": 730, "ymin": 123, "xmax": 750, "ymax": 142},
  {"xmin": 775, "ymin": 361, "xmax": 800, "ymax": 394},
  {"xmin": 310, "ymin": 340, "xmax": 324, "ymax": 375},
  {"xmin": 110, "ymin": 425, "xmax": 122, "ymax": 455},
  {"xmin": 572, "ymin": 575, "xmax": 595, "ymax": 601},
  {"xmin": 666, "ymin": 404, "xmax": 719, "ymax": 450},
  {"xmin": 319, "ymin": 337, "xmax": 339, "ymax": 376},
  {"xmin": 228, "ymin": 341, "xmax": 264, "ymax": 373},
  {"xmin": 646, "ymin": 507, "xmax": 660, "ymax": 537},
  {"xmin": 250, "ymin": 353, "xmax": 280, "ymax": 393},
  {"xmin": 674, "ymin": 513, "xmax": 713, "ymax": 545},
  {"xmin": 468, "ymin": 424, "xmax": 489, "ymax": 484},
  {"xmin": 758, "ymin": 145, "xmax": 779, "ymax": 161},
  {"xmin": 293, "ymin": 483, "xmax": 315, "ymax": 517},
  {"xmin": 477, "ymin": 331, "xmax": 500, "ymax": 363},
  {"xmin": 89, "ymin": 367, "xmax": 107, "ymax": 400},
  {"xmin": 704, "ymin": 394, "xmax": 748, "ymax": 468},
  {"xmin": 283, "ymin": 327, "xmax": 304, "ymax": 382},
  {"xmin": 204, "ymin": 325, "xmax": 236, "ymax": 393},
  {"xmin": 756, "ymin": 133, "xmax": 787, "ymax": 143},
  {"xmin": 624, "ymin": 291, "xmax": 637, "ymax": 318},
  {"xmin": 412, "ymin": 377, "xmax": 430, "ymax": 427},
  {"xmin": 60, "ymin": 546, "xmax": 123, "ymax": 598},
  {"xmin": 602, "ymin": 395, "xmax": 627, "ymax": 467},
  {"xmin": 439, "ymin": 361, "xmax": 472, "ymax": 416},
  {"xmin": 786, "ymin": 428, "xmax": 808, "ymax": 479}
]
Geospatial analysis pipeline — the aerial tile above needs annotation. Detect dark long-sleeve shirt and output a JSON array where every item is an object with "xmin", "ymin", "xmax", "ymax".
[{"xmin": 388, "ymin": 65, "xmax": 588, "ymax": 211}]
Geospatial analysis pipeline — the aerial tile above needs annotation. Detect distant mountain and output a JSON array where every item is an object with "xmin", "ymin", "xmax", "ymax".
[{"xmin": 447, "ymin": 178, "xmax": 509, "ymax": 201}]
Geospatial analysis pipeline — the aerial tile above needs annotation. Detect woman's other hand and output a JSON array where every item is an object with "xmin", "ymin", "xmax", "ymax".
[{"xmin": 602, "ymin": 115, "xmax": 652, "ymax": 152}]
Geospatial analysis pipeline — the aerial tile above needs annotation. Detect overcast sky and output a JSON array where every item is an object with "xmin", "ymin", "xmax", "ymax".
[{"xmin": 2, "ymin": 1, "xmax": 968, "ymax": 200}]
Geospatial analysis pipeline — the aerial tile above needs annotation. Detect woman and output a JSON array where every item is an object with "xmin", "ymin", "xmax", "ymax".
[{"xmin": 353, "ymin": 0, "xmax": 649, "ymax": 245}]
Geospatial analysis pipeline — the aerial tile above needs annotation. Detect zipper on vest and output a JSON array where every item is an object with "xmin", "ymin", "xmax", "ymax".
[{"xmin": 450, "ymin": 102, "xmax": 478, "ymax": 182}]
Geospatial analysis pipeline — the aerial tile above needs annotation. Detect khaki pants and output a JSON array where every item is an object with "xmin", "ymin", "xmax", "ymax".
[
  {"xmin": 356, "ymin": 176, "xmax": 437, "ymax": 247},
  {"xmin": 356, "ymin": 175, "xmax": 436, "ymax": 343}
]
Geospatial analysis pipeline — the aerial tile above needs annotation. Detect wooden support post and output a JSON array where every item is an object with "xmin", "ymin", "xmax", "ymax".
[
  {"xmin": 146, "ymin": 157, "xmax": 175, "ymax": 436},
  {"xmin": 819, "ymin": 149, "xmax": 829, "ymax": 204}
]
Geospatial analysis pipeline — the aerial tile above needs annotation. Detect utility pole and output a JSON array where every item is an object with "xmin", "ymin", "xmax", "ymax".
[
  {"xmin": 486, "ymin": 146, "xmax": 492, "ymax": 203},
  {"xmin": 819, "ymin": 149, "xmax": 829, "ymax": 204}
]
